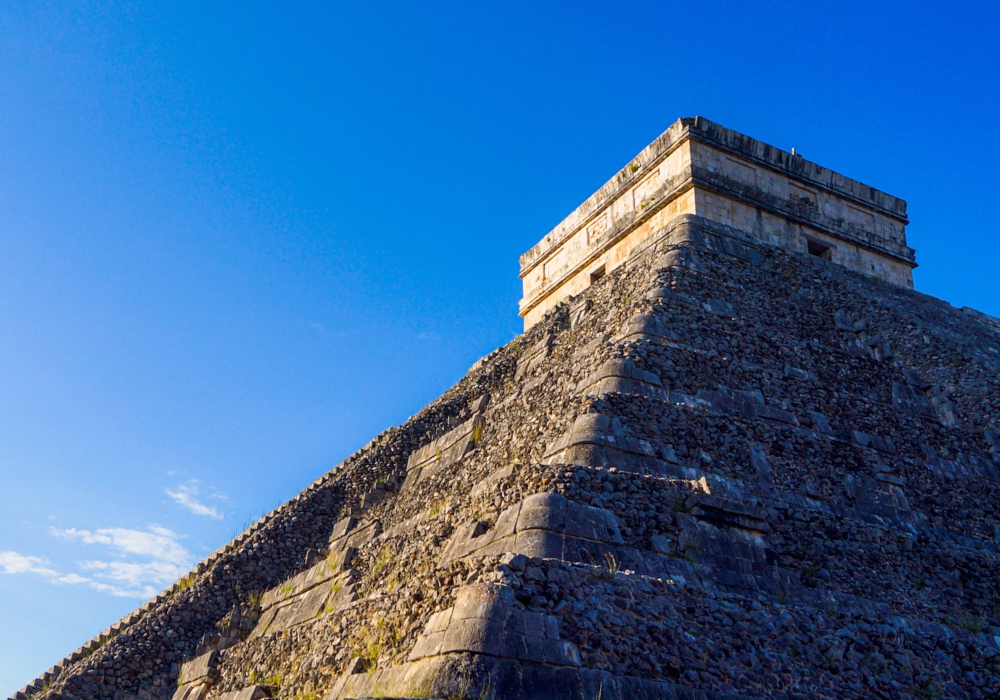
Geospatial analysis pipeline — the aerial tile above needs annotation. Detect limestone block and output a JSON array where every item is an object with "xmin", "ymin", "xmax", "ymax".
[
  {"xmin": 653, "ymin": 247, "xmax": 707, "ymax": 273},
  {"xmin": 331, "ymin": 546, "xmax": 356, "ymax": 573},
  {"xmin": 560, "ymin": 533, "xmax": 621, "ymax": 568},
  {"xmin": 268, "ymin": 600, "xmax": 303, "ymax": 632},
  {"xmin": 439, "ymin": 493, "xmax": 622, "ymax": 569},
  {"xmin": 406, "ymin": 584, "xmax": 580, "ymax": 672},
  {"xmin": 695, "ymin": 386, "xmax": 799, "ymax": 425},
  {"xmin": 892, "ymin": 381, "xmax": 937, "ymax": 421},
  {"xmin": 783, "ymin": 365, "xmax": 816, "ymax": 381},
  {"xmin": 618, "ymin": 313, "xmax": 681, "ymax": 344},
  {"xmin": 922, "ymin": 446, "xmax": 1000, "ymax": 483},
  {"xmin": 178, "ymin": 651, "xmax": 217, "ymax": 685},
  {"xmin": 340, "ymin": 519, "xmax": 382, "ymax": 552},
  {"xmin": 702, "ymin": 299, "xmax": 736, "ymax": 317},
  {"xmin": 544, "ymin": 411, "xmax": 673, "ymax": 474},
  {"xmin": 685, "ymin": 494, "xmax": 770, "ymax": 533},
  {"xmin": 451, "ymin": 583, "xmax": 513, "ymax": 622},
  {"xmin": 491, "ymin": 502, "xmax": 521, "ymax": 540},
  {"xmin": 217, "ymin": 686, "xmax": 268, "ymax": 700},
  {"xmin": 575, "ymin": 358, "xmax": 668, "ymax": 399},
  {"xmin": 404, "ymin": 416, "xmax": 484, "ymax": 490},
  {"xmin": 440, "ymin": 617, "xmax": 506, "ymax": 657},
  {"xmin": 248, "ymin": 607, "xmax": 278, "ymax": 640},
  {"xmin": 286, "ymin": 581, "xmax": 334, "ymax": 628},
  {"xmin": 750, "ymin": 444, "xmax": 772, "ymax": 480},
  {"xmin": 571, "ymin": 331, "xmax": 612, "ymax": 360},
  {"xmin": 329, "ymin": 515, "xmax": 357, "ymax": 541},
  {"xmin": 260, "ymin": 557, "xmax": 341, "ymax": 610},
  {"xmin": 517, "ymin": 492, "xmax": 567, "ymax": 531},
  {"xmin": 331, "ymin": 582, "xmax": 358, "ymax": 607},
  {"xmin": 563, "ymin": 500, "xmax": 623, "ymax": 544},
  {"xmin": 438, "ymin": 519, "xmax": 493, "ymax": 562},
  {"xmin": 650, "ymin": 534, "xmax": 671, "ymax": 553},
  {"xmin": 512, "ymin": 529, "xmax": 565, "ymax": 559},
  {"xmin": 400, "ymin": 466, "xmax": 423, "ymax": 492},
  {"xmin": 424, "ymin": 608, "xmax": 453, "ymax": 635},
  {"xmin": 499, "ymin": 619, "xmax": 529, "ymax": 659},
  {"xmin": 676, "ymin": 513, "xmax": 781, "ymax": 593},
  {"xmin": 407, "ymin": 629, "xmax": 446, "ymax": 661},
  {"xmin": 645, "ymin": 286, "xmax": 701, "ymax": 308},
  {"xmin": 852, "ymin": 430, "xmax": 896, "ymax": 454},
  {"xmin": 929, "ymin": 392, "xmax": 958, "ymax": 426},
  {"xmin": 646, "ymin": 287, "xmax": 735, "ymax": 319},
  {"xmin": 752, "ymin": 403, "xmax": 799, "ymax": 425},
  {"xmin": 170, "ymin": 683, "xmax": 212, "ymax": 700},
  {"xmin": 469, "ymin": 394, "xmax": 490, "ymax": 414},
  {"xmin": 809, "ymin": 412, "xmax": 834, "ymax": 435},
  {"xmin": 972, "ymin": 454, "xmax": 1000, "ymax": 481},
  {"xmin": 521, "ymin": 611, "xmax": 547, "ymax": 639},
  {"xmin": 525, "ymin": 637, "xmax": 581, "ymax": 667},
  {"xmin": 717, "ymin": 236, "xmax": 764, "ymax": 266}
]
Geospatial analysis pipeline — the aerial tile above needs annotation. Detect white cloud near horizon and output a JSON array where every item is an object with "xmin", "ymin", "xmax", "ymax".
[
  {"xmin": 0, "ymin": 551, "xmax": 59, "ymax": 577},
  {"xmin": 164, "ymin": 482, "xmax": 223, "ymax": 519},
  {"xmin": 0, "ymin": 525, "xmax": 198, "ymax": 598},
  {"xmin": 53, "ymin": 525, "xmax": 191, "ymax": 564},
  {"xmin": 0, "ymin": 551, "xmax": 115, "ymax": 595}
]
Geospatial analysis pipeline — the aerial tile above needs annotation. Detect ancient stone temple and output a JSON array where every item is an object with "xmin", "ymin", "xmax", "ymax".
[
  {"xmin": 519, "ymin": 118, "xmax": 916, "ymax": 328},
  {"xmin": 14, "ymin": 118, "xmax": 1000, "ymax": 700}
]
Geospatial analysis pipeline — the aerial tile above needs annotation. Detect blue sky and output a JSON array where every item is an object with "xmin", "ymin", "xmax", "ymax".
[{"xmin": 1, "ymin": 0, "xmax": 998, "ymax": 692}]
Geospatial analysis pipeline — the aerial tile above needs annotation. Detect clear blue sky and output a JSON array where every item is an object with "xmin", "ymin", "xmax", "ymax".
[{"xmin": 1, "ymin": 0, "xmax": 997, "ymax": 692}]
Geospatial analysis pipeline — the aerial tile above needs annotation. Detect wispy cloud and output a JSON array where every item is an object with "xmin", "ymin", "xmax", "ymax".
[
  {"xmin": 55, "ymin": 525, "xmax": 192, "ymax": 597},
  {"xmin": 78, "ymin": 559, "xmax": 185, "ymax": 593},
  {"xmin": 0, "ymin": 551, "xmax": 58, "ymax": 577},
  {"xmin": 0, "ymin": 549, "xmax": 147, "ymax": 597},
  {"xmin": 416, "ymin": 331, "xmax": 441, "ymax": 341},
  {"xmin": 53, "ymin": 525, "xmax": 191, "ymax": 564},
  {"xmin": 165, "ymin": 482, "xmax": 223, "ymax": 519},
  {"xmin": 0, "ymin": 525, "xmax": 197, "ymax": 598}
]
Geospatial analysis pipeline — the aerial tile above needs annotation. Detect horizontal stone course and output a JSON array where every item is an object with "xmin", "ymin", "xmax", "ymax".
[{"xmin": 520, "ymin": 118, "xmax": 916, "ymax": 327}]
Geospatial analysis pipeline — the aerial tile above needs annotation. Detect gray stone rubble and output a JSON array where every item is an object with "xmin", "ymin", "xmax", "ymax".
[{"xmin": 13, "ymin": 215, "xmax": 1000, "ymax": 700}]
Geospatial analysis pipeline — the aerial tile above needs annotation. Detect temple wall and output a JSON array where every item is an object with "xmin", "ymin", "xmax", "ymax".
[
  {"xmin": 690, "ymin": 189, "xmax": 915, "ymax": 288},
  {"xmin": 521, "ymin": 188, "xmax": 696, "ymax": 328},
  {"xmin": 520, "ymin": 117, "xmax": 917, "ymax": 329}
]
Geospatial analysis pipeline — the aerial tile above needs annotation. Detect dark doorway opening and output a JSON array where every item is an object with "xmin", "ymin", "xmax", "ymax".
[{"xmin": 807, "ymin": 240, "xmax": 832, "ymax": 261}]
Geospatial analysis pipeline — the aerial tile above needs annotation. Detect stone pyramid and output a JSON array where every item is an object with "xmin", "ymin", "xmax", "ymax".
[{"xmin": 15, "ymin": 118, "xmax": 1000, "ymax": 700}]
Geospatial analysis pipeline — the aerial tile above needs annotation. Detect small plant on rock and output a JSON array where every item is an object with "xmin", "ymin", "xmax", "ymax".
[
  {"xmin": 599, "ymin": 552, "xmax": 620, "ymax": 582},
  {"xmin": 372, "ymin": 545, "xmax": 393, "ymax": 577}
]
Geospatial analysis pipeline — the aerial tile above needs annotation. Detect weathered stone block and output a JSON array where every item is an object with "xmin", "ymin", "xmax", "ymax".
[
  {"xmin": 451, "ymin": 584, "xmax": 513, "ymax": 622},
  {"xmin": 216, "ymin": 686, "xmax": 268, "ymax": 700},
  {"xmin": 178, "ymin": 651, "xmax": 217, "ymax": 685},
  {"xmin": 440, "ymin": 617, "xmax": 506, "ymax": 656}
]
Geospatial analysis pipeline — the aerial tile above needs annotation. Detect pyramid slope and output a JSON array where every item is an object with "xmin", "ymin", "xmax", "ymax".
[{"xmin": 17, "ymin": 214, "xmax": 1000, "ymax": 700}]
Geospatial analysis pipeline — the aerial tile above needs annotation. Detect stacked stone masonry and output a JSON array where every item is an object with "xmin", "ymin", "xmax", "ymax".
[
  {"xmin": 13, "ymin": 130, "xmax": 1000, "ymax": 700},
  {"xmin": 519, "ymin": 117, "xmax": 918, "ymax": 328}
]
